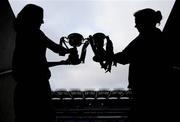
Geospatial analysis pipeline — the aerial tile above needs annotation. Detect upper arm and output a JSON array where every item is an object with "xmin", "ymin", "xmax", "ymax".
[
  {"xmin": 114, "ymin": 51, "xmax": 129, "ymax": 65},
  {"xmin": 39, "ymin": 31, "xmax": 68, "ymax": 55}
]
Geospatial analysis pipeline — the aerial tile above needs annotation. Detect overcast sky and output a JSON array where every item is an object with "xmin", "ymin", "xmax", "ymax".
[{"xmin": 9, "ymin": 0, "xmax": 175, "ymax": 91}]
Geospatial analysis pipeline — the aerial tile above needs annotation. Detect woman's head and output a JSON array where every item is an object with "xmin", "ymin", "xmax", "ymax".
[
  {"xmin": 14, "ymin": 4, "xmax": 44, "ymax": 31},
  {"xmin": 134, "ymin": 8, "xmax": 162, "ymax": 32}
]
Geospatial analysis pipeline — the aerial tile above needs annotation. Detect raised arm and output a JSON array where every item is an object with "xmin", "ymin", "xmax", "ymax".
[
  {"xmin": 40, "ymin": 30, "xmax": 70, "ymax": 56},
  {"xmin": 113, "ymin": 51, "xmax": 130, "ymax": 65},
  {"xmin": 47, "ymin": 60, "xmax": 70, "ymax": 67}
]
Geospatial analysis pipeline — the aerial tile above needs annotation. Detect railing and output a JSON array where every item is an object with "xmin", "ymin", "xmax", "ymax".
[
  {"xmin": 0, "ymin": 69, "xmax": 12, "ymax": 77},
  {"xmin": 52, "ymin": 88, "xmax": 133, "ymax": 100},
  {"xmin": 51, "ymin": 89, "xmax": 133, "ymax": 121}
]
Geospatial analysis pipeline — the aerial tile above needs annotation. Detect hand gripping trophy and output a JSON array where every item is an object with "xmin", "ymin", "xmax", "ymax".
[
  {"xmin": 59, "ymin": 33, "xmax": 89, "ymax": 65},
  {"xmin": 57, "ymin": 32, "xmax": 115, "ymax": 73}
]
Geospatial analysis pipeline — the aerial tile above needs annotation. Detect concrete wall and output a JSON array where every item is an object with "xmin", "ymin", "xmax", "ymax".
[
  {"xmin": 0, "ymin": 0, "xmax": 16, "ymax": 122},
  {"xmin": 163, "ymin": 0, "xmax": 179, "ymax": 67},
  {"xmin": 0, "ymin": 74, "xmax": 16, "ymax": 122},
  {"xmin": 0, "ymin": 0, "xmax": 16, "ymax": 72}
]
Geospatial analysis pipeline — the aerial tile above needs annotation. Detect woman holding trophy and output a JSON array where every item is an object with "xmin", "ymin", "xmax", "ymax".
[{"xmin": 12, "ymin": 4, "xmax": 74, "ymax": 122}]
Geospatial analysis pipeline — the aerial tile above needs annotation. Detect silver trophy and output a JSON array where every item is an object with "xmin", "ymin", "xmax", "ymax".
[
  {"xmin": 88, "ymin": 32, "xmax": 114, "ymax": 72},
  {"xmin": 59, "ymin": 33, "xmax": 89, "ymax": 65}
]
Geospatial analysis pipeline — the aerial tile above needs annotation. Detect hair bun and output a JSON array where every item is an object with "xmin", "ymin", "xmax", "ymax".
[{"xmin": 155, "ymin": 10, "xmax": 162, "ymax": 24}]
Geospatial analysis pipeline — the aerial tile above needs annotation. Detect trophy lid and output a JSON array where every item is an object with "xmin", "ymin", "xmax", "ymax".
[
  {"xmin": 93, "ymin": 32, "xmax": 106, "ymax": 40},
  {"xmin": 93, "ymin": 33, "xmax": 106, "ymax": 47},
  {"xmin": 68, "ymin": 33, "xmax": 84, "ymax": 47}
]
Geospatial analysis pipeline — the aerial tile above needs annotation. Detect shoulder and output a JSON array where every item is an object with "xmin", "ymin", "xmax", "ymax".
[
  {"xmin": 31, "ymin": 29, "xmax": 48, "ymax": 40},
  {"xmin": 33, "ymin": 29, "xmax": 45, "ymax": 36}
]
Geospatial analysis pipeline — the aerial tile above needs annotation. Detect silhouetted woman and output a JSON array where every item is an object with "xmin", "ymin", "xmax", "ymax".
[
  {"xmin": 12, "ymin": 4, "xmax": 70, "ymax": 122},
  {"xmin": 114, "ymin": 8, "xmax": 167, "ymax": 121}
]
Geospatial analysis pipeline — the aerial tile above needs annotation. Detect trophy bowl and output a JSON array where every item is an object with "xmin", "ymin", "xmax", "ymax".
[
  {"xmin": 92, "ymin": 33, "xmax": 106, "ymax": 48},
  {"xmin": 68, "ymin": 33, "xmax": 84, "ymax": 47},
  {"xmin": 93, "ymin": 32, "xmax": 106, "ymax": 40}
]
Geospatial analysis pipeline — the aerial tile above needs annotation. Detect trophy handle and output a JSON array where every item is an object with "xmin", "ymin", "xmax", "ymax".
[
  {"xmin": 60, "ymin": 37, "xmax": 69, "ymax": 49},
  {"xmin": 80, "ymin": 41, "xmax": 89, "ymax": 63}
]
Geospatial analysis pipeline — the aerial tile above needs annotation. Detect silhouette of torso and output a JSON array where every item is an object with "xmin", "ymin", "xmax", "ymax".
[
  {"xmin": 115, "ymin": 28, "xmax": 168, "ymax": 122},
  {"xmin": 13, "ymin": 29, "xmax": 51, "ymax": 80},
  {"xmin": 116, "ymin": 28, "xmax": 165, "ymax": 91},
  {"xmin": 12, "ymin": 28, "xmax": 57, "ymax": 122}
]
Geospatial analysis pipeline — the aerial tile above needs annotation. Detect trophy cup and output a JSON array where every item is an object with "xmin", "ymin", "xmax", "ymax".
[
  {"xmin": 88, "ymin": 32, "xmax": 114, "ymax": 72},
  {"xmin": 59, "ymin": 33, "xmax": 89, "ymax": 65}
]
